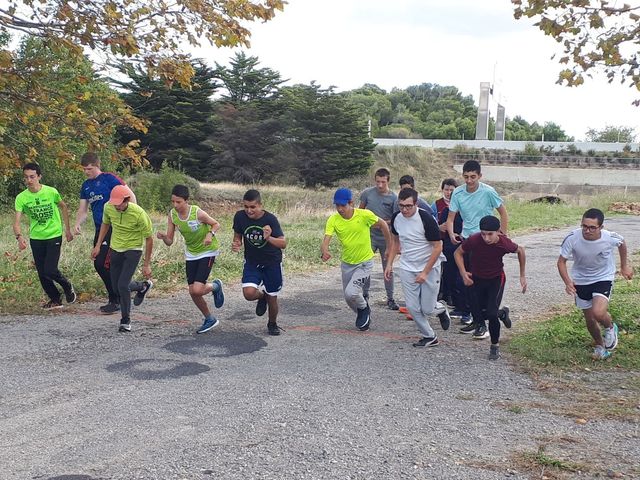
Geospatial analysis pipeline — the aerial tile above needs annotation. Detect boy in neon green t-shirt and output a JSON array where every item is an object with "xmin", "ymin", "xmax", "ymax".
[
  {"xmin": 157, "ymin": 185, "xmax": 225, "ymax": 334},
  {"xmin": 13, "ymin": 163, "xmax": 76, "ymax": 309},
  {"xmin": 321, "ymin": 188, "xmax": 392, "ymax": 331}
]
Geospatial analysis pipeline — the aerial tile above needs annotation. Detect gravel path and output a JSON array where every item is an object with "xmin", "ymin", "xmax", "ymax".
[{"xmin": 1, "ymin": 218, "xmax": 639, "ymax": 480}]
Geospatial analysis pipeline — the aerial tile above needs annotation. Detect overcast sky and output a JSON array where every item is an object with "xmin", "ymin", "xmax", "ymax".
[{"xmin": 195, "ymin": 0, "xmax": 640, "ymax": 141}]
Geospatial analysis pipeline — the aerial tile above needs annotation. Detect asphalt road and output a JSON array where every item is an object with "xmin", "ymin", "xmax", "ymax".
[{"xmin": 1, "ymin": 218, "xmax": 639, "ymax": 479}]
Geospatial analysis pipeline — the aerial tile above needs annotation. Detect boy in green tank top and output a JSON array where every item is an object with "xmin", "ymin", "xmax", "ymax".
[
  {"xmin": 157, "ymin": 185, "xmax": 225, "ymax": 333},
  {"xmin": 13, "ymin": 163, "xmax": 76, "ymax": 309}
]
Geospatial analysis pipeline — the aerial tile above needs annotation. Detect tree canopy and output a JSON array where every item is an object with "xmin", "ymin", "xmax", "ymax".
[
  {"xmin": 586, "ymin": 125, "xmax": 637, "ymax": 143},
  {"xmin": 0, "ymin": 0, "xmax": 284, "ymax": 172},
  {"xmin": 512, "ymin": 1, "xmax": 640, "ymax": 102}
]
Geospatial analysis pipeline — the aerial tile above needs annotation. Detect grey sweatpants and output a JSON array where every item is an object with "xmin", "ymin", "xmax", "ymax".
[
  {"xmin": 397, "ymin": 266, "xmax": 445, "ymax": 338},
  {"xmin": 341, "ymin": 260, "xmax": 373, "ymax": 312}
]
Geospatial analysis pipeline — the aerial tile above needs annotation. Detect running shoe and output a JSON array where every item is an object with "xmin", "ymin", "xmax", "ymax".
[
  {"xmin": 592, "ymin": 345, "xmax": 612, "ymax": 360},
  {"xmin": 499, "ymin": 306, "xmax": 512, "ymax": 328},
  {"xmin": 413, "ymin": 336, "xmax": 439, "ymax": 347},
  {"xmin": 450, "ymin": 309, "xmax": 467, "ymax": 318},
  {"xmin": 133, "ymin": 280, "xmax": 153, "ymax": 306},
  {"xmin": 437, "ymin": 308, "xmax": 451, "ymax": 331},
  {"xmin": 255, "ymin": 295, "xmax": 267, "ymax": 316},
  {"xmin": 460, "ymin": 313, "xmax": 473, "ymax": 325},
  {"xmin": 603, "ymin": 323, "xmax": 619, "ymax": 350},
  {"xmin": 267, "ymin": 322, "xmax": 283, "ymax": 336},
  {"xmin": 64, "ymin": 285, "xmax": 77, "ymax": 304},
  {"xmin": 356, "ymin": 304, "xmax": 371, "ymax": 331},
  {"xmin": 211, "ymin": 279, "xmax": 224, "ymax": 309},
  {"xmin": 472, "ymin": 324, "xmax": 489, "ymax": 340},
  {"xmin": 119, "ymin": 319, "xmax": 131, "ymax": 333},
  {"xmin": 489, "ymin": 344, "xmax": 501, "ymax": 360},
  {"xmin": 197, "ymin": 316, "xmax": 219, "ymax": 334},
  {"xmin": 43, "ymin": 300, "xmax": 63, "ymax": 310},
  {"xmin": 387, "ymin": 299, "xmax": 400, "ymax": 310},
  {"xmin": 100, "ymin": 302, "xmax": 120, "ymax": 315},
  {"xmin": 459, "ymin": 324, "xmax": 476, "ymax": 334}
]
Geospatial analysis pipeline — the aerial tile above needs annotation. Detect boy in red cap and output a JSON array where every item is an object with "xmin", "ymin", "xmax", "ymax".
[
  {"xmin": 454, "ymin": 215, "xmax": 527, "ymax": 359},
  {"xmin": 91, "ymin": 185, "xmax": 154, "ymax": 332}
]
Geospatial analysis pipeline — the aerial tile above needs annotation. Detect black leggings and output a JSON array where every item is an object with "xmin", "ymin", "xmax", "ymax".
[
  {"xmin": 93, "ymin": 228, "xmax": 118, "ymax": 303},
  {"xmin": 30, "ymin": 236, "xmax": 72, "ymax": 303},
  {"xmin": 109, "ymin": 250, "xmax": 145, "ymax": 321},
  {"xmin": 469, "ymin": 274, "xmax": 505, "ymax": 344}
]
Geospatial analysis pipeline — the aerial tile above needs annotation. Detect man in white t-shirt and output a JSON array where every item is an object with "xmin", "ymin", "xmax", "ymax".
[
  {"xmin": 384, "ymin": 188, "xmax": 451, "ymax": 347},
  {"xmin": 557, "ymin": 208, "xmax": 633, "ymax": 360}
]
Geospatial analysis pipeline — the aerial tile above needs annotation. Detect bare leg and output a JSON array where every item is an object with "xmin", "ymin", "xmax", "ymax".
[
  {"xmin": 242, "ymin": 286, "xmax": 262, "ymax": 301},
  {"xmin": 189, "ymin": 282, "xmax": 213, "ymax": 318},
  {"xmin": 583, "ymin": 309, "xmax": 604, "ymax": 347},
  {"xmin": 266, "ymin": 294, "xmax": 279, "ymax": 324}
]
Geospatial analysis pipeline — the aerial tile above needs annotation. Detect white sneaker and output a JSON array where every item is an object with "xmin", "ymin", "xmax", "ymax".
[{"xmin": 603, "ymin": 323, "xmax": 619, "ymax": 350}]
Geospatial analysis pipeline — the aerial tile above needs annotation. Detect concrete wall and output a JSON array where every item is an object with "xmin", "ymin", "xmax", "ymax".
[
  {"xmin": 374, "ymin": 138, "xmax": 640, "ymax": 153},
  {"xmin": 453, "ymin": 164, "xmax": 640, "ymax": 187}
]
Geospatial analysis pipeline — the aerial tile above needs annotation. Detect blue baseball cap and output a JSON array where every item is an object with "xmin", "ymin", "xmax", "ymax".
[{"xmin": 333, "ymin": 188, "xmax": 352, "ymax": 206}]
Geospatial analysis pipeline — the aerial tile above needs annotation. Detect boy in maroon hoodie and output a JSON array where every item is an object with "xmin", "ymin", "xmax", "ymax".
[{"xmin": 454, "ymin": 215, "xmax": 527, "ymax": 359}]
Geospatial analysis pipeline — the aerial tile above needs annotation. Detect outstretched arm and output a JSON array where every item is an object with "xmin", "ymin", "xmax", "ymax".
[
  {"xmin": 496, "ymin": 204, "xmax": 509, "ymax": 235},
  {"xmin": 156, "ymin": 214, "xmax": 176, "ymax": 246},
  {"xmin": 320, "ymin": 235, "xmax": 333, "ymax": 262}
]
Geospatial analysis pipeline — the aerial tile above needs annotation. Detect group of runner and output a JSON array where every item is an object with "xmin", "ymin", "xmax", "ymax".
[{"xmin": 13, "ymin": 156, "xmax": 633, "ymax": 360}]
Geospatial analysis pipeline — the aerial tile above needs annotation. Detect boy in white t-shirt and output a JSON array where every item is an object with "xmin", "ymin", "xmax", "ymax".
[
  {"xmin": 557, "ymin": 208, "xmax": 633, "ymax": 360},
  {"xmin": 384, "ymin": 188, "xmax": 451, "ymax": 347}
]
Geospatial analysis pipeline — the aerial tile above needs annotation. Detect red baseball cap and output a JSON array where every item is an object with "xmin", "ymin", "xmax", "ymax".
[{"xmin": 108, "ymin": 185, "xmax": 134, "ymax": 206}]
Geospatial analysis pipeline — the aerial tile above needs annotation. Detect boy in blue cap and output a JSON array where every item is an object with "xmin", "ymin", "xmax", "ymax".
[{"xmin": 321, "ymin": 188, "xmax": 392, "ymax": 331}]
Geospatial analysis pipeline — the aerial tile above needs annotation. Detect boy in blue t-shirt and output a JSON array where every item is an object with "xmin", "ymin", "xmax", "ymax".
[
  {"xmin": 74, "ymin": 152, "xmax": 134, "ymax": 314},
  {"xmin": 445, "ymin": 160, "xmax": 510, "ymax": 339}
]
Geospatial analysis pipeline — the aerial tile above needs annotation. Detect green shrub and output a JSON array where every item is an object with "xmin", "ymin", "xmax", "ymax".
[{"xmin": 128, "ymin": 167, "xmax": 201, "ymax": 212}]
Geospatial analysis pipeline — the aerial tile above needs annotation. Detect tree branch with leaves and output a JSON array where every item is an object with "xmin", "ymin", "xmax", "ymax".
[{"xmin": 512, "ymin": 1, "xmax": 640, "ymax": 103}]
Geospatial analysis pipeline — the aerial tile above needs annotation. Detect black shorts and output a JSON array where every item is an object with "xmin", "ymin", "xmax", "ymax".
[
  {"xmin": 185, "ymin": 256, "xmax": 216, "ymax": 285},
  {"xmin": 574, "ymin": 281, "xmax": 612, "ymax": 309}
]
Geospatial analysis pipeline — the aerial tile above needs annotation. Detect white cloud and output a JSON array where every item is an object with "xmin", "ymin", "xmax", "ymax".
[{"xmin": 198, "ymin": 0, "xmax": 640, "ymax": 140}]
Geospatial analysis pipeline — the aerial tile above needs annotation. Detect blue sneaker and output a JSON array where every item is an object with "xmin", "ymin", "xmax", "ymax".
[
  {"xmin": 212, "ymin": 279, "xmax": 224, "ymax": 308},
  {"xmin": 197, "ymin": 316, "xmax": 219, "ymax": 334},
  {"xmin": 356, "ymin": 304, "xmax": 371, "ymax": 331},
  {"xmin": 460, "ymin": 313, "xmax": 473, "ymax": 325}
]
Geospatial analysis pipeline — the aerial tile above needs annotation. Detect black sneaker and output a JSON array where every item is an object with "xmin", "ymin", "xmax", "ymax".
[
  {"xmin": 387, "ymin": 299, "xmax": 400, "ymax": 310},
  {"xmin": 499, "ymin": 306, "xmax": 512, "ymax": 329},
  {"xmin": 412, "ymin": 336, "xmax": 439, "ymax": 347},
  {"xmin": 255, "ymin": 294, "xmax": 267, "ymax": 316},
  {"xmin": 437, "ymin": 308, "xmax": 451, "ymax": 331},
  {"xmin": 473, "ymin": 324, "xmax": 489, "ymax": 340},
  {"xmin": 267, "ymin": 323, "xmax": 283, "ymax": 336},
  {"xmin": 356, "ymin": 304, "xmax": 371, "ymax": 331},
  {"xmin": 100, "ymin": 302, "xmax": 120, "ymax": 315},
  {"xmin": 119, "ymin": 319, "xmax": 131, "ymax": 333},
  {"xmin": 64, "ymin": 286, "xmax": 77, "ymax": 304},
  {"xmin": 489, "ymin": 344, "xmax": 500, "ymax": 360},
  {"xmin": 133, "ymin": 280, "xmax": 153, "ymax": 306},
  {"xmin": 459, "ymin": 324, "xmax": 476, "ymax": 334},
  {"xmin": 42, "ymin": 300, "xmax": 63, "ymax": 310}
]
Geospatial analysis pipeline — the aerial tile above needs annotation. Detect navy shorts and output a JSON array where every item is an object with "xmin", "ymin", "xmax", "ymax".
[
  {"xmin": 574, "ymin": 281, "xmax": 612, "ymax": 310},
  {"xmin": 185, "ymin": 256, "xmax": 215, "ymax": 285},
  {"xmin": 242, "ymin": 262, "xmax": 283, "ymax": 296}
]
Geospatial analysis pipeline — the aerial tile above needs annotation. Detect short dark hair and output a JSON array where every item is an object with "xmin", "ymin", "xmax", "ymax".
[
  {"xmin": 583, "ymin": 208, "xmax": 604, "ymax": 226},
  {"xmin": 398, "ymin": 188, "xmax": 418, "ymax": 203},
  {"xmin": 441, "ymin": 178, "xmax": 457, "ymax": 189},
  {"xmin": 374, "ymin": 168, "xmax": 391, "ymax": 180},
  {"xmin": 23, "ymin": 162, "xmax": 41, "ymax": 175},
  {"xmin": 399, "ymin": 175, "xmax": 415, "ymax": 188},
  {"xmin": 80, "ymin": 152, "xmax": 100, "ymax": 167},
  {"xmin": 243, "ymin": 189, "xmax": 262, "ymax": 203},
  {"xmin": 462, "ymin": 160, "xmax": 481, "ymax": 174},
  {"xmin": 171, "ymin": 184, "xmax": 189, "ymax": 200}
]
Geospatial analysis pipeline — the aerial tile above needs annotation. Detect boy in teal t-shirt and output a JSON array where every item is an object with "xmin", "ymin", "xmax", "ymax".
[
  {"xmin": 157, "ymin": 185, "xmax": 225, "ymax": 334},
  {"xmin": 321, "ymin": 188, "xmax": 392, "ymax": 331},
  {"xmin": 13, "ymin": 163, "xmax": 76, "ymax": 309}
]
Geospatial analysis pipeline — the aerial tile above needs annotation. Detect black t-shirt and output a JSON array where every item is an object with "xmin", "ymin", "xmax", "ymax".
[{"xmin": 233, "ymin": 210, "xmax": 284, "ymax": 265}]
